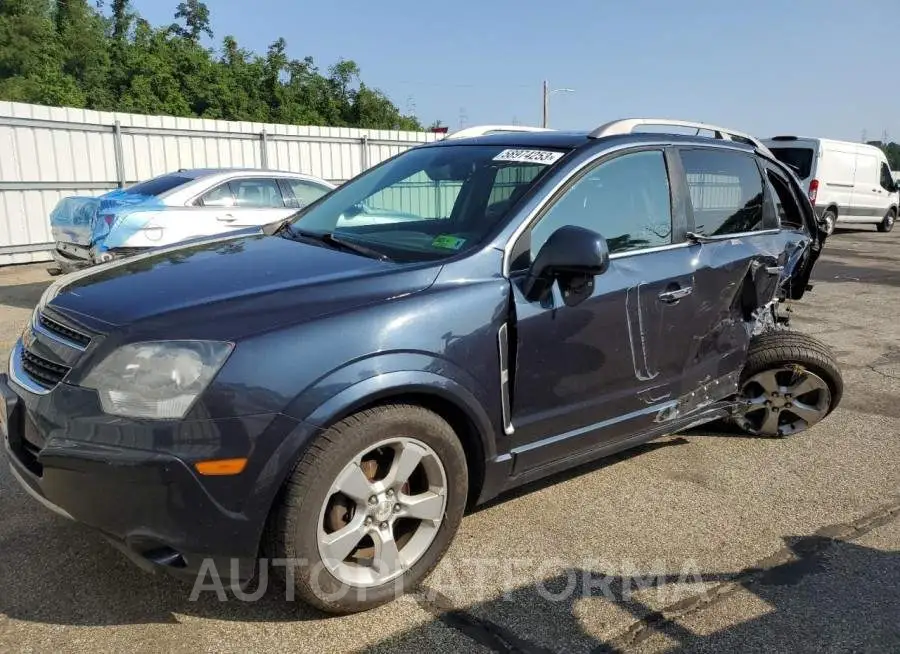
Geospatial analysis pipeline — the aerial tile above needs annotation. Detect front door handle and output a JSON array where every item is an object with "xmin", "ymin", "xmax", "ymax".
[
  {"xmin": 217, "ymin": 214, "xmax": 237, "ymax": 223},
  {"xmin": 765, "ymin": 265, "xmax": 785, "ymax": 275},
  {"xmin": 658, "ymin": 286, "xmax": 692, "ymax": 303}
]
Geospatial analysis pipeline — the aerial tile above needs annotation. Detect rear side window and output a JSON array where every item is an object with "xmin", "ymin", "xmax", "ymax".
[
  {"xmin": 230, "ymin": 178, "xmax": 285, "ymax": 208},
  {"xmin": 125, "ymin": 174, "xmax": 191, "ymax": 196},
  {"xmin": 769, "ymin": 148, "xmax": 814, "ymax": 179},
  {"xmin": 680, "ymin": 149, "xmax": 765, "ymax": 236}
]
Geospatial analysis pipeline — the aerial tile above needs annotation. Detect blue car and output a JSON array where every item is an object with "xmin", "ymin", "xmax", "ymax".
[{"xmin": 2, "ymin": 119, "xmax": 840, "ymax": 613}]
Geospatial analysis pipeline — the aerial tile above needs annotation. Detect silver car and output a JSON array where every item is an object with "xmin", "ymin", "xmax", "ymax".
[{"xmin": 49, "ymin": 168, "xmax": 336, "ymax": 271}]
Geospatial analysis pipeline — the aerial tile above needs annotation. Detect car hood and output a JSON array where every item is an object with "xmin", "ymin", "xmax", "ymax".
[{"xmin": 44, "ymin": 233, "xmax": 440, "ymax": 338}]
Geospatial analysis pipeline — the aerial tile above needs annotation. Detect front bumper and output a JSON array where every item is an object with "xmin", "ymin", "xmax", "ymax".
[{"xmin": 1, "ymin": 370, "xmax": 311, "ymax": 587}]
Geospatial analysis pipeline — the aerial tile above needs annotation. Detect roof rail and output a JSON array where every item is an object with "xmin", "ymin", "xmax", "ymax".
[
  {"xmin": 589, "ymin": 118, "xmax": 773, "ymax": 156},
  {"xmin": 443, "ymin": 124, "xmax": 554, "ymax": 140}
]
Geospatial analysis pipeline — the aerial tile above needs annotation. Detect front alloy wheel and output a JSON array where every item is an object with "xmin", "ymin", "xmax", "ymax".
[
  {"xmin": 266, "ymin": 404, "xmax": 467, "ymax": 613},
  {"xmin": 318, "ymin": 437, "xmax": 447, "ymax": 588}
]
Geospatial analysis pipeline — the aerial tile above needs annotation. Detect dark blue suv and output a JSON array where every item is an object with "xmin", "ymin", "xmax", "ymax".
[{"xmin": 1, "ymin": 119, "xmax": 841, "ymax": 613}]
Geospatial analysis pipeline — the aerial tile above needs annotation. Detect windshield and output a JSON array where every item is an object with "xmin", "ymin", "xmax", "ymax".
[
  {"xmin": 770, "ymin": 147, "xmax": 814, "ymax": 180},
  {"xmin": 287, "ymin": 145, "xmax": 567, "ymax": 262}
]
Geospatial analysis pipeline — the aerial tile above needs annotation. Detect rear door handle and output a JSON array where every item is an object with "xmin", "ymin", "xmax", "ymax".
[
  {"xmin": 765, "ymin": 265, "xmax": 784, "ymax": 275},
  {"xmin": 658, "ymin": 286, "xmax": 692, "ymax": 303},
  {"xmin": 217, "ymin": 214, "xmax": 236, "ymax": 223}
]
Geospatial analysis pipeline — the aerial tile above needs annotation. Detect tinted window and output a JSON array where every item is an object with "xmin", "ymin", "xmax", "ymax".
[
  {"xmin": 766, "ymin": 170, "xmax": 803, "ymax": 229},
  {"xmin": 531, "ymin": 150, "xmax": 672, "ymax": 257},
  {"xmin": 769, "ymin": 147, "xmax": 814, "ymax": 179},
  {"xmin": 681, "ymin": 150, "xmax": 765, "ymax": 235},
  {"xmin": 125, "ymin": 174, "xmax": 191, "ymax": 196},
  {"xmin": 288, "ymin": 180, "xmax": 330, "ymax": 207},
  {"xmin": 198, "ymin": 183, "xmax": 235, "ymax": 207},
  {"xmin": 880, "ymin": 162, "xmax": 894, "ymax": 191},
  {"xmin": 229, "ymin": 178, "xmax": 285, "ymax": 208}
]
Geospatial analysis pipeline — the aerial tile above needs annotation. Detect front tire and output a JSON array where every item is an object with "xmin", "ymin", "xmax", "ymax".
[
  {"xmin": 266, "ymin": 404, "xmax": 468, "ymax": 613},
  {"xmin": 877, "ymin": 208, "xmax": 895, "ymax": 233},
  {"xmin": 734, "ymin": 331, "xmax": 843, "ymax": 437}
]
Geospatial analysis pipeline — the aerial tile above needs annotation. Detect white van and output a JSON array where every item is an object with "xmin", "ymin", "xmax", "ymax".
[{"xmin": 762, "ymin": 136, "xmax": 898, "ymax": 234}]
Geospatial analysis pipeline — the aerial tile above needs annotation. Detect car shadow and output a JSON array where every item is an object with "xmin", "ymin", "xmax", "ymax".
[
  {"xmin": 0, "ymin": 280, "xmax": 52, "ymax": 310},
  {"xmin": 367, "ymin": 530, "xmax": 900, "ymax": 652}
]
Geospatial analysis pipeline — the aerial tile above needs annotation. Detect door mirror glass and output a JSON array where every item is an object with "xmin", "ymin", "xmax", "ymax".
[{"xmin": 523, "ymin": 225, "xmax": 609, "ymax": 303}]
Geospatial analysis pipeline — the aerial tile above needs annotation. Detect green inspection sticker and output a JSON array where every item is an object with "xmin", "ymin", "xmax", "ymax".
[{"xmin": 431, "ymin": 234, "xmax": 466, "ymax": 250}]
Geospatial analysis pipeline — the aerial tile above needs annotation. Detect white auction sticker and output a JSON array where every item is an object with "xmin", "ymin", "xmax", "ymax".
[{"xmin": 493, "ymin": 149, "xmax": 564, "ymax": 165}]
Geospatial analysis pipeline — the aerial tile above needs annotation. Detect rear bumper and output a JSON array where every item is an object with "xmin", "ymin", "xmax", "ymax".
[{"xmin": 1, "ymin": 370, "xmax": 313, "ymax": 587}]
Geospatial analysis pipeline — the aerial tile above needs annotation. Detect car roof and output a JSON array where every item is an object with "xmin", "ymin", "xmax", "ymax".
[
  {"xmin": 422, "ymin": 130, "xmax": 759, "ymax": 153},
  {"xmin": 174, "ymin": 168, "xmax": 327, "ymax": 179}
]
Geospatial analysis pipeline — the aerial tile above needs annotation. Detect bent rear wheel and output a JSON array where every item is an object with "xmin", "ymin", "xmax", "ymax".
[
  {"xmin": 266, "ymin": 404, "xmax": 467, "ymax": 613},
  {"xmin": 735, "ymin": 331, "xmax": 842, "ymax": 437}
]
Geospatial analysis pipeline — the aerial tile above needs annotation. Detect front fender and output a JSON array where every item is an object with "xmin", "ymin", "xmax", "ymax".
[{"xmin": 284, "ymin": 355, "xmax": 500, "ymax": 462}]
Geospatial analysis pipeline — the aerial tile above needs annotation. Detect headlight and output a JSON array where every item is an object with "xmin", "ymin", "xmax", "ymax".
[{"xmin": 81, "ymin": 341, "xmax": 233, "ymax": 419}]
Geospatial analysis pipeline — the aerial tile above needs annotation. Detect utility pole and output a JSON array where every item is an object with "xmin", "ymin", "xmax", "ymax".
[
  {"xmin": 542, "ymin": 80, "xmax": 549, "ymax": 128},
  {"xmin": 541, "ymin": 80, "xmax": 574, "ymax": 128}
]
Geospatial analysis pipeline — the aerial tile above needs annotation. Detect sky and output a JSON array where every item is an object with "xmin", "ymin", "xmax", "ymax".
[{"xmin": 133, "ymin": 0, "xmax": 900, "ymax": 142}]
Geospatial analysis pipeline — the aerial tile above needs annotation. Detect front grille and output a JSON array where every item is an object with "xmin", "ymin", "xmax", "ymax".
[
  {"xmin": 20, "ymin": 349, "xmax": 71, "ymax": 390},
  {"xmin": 38, "ymin": 312, "xmax": 91, "ymax": 348}
]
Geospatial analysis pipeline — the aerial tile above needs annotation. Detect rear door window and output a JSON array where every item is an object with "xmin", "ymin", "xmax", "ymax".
[
  {"xmin": 769, "ymin": 148, "xmax": 814, "ymax": 179},
  {"xmin": 229, "ymin": 178, "xmax": 286, "ymax": 208},
  {"xmin": 680, "ymin": 149, "xmax": 766, "ymax": 236}
]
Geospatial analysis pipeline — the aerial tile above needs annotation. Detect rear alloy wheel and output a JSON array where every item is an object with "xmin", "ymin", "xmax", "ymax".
[
  {"xmin": 877, "ymin": 209, "xmax": 895, "ymax": 233},
  {"xmin": 266, "ymin": 404, "xmax": 467, "ymax": 613},
  {"xmin": 735, "ymin": 331, "xmax": 842, "ymax": 437}
]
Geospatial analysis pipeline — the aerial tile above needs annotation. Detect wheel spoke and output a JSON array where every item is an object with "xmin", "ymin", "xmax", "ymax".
[
  {"xmin": 334, "ymin": 463, "xmax": 373, "ymax": 504},
  {"xmin": 787, "ymin": 400, "xmax": 827, "ymax": 425},
  {"xmin": 788, "ymin": 373, "xmax": 822, "ymax": 398},
  {"xmin": 759, "ymin": 409, "xmax": 781, "ymax": 435},
  {"xmin": 320, "ymin": 520, "xmax": 366, "ymax": 564},
  {"xmin": 402, "ymin": 491, "xmax": 444, "ymax": 522},
  {"xmin": 387, "ymin": 442, "xmax": 426, "ymax": 487},
  {"xmin": 372, "ymin": 528, "xmax": 402, "ymax": 576},
  {"xmin": 754, "ymin": 370, "xmax": 781, "ymax": 395}
]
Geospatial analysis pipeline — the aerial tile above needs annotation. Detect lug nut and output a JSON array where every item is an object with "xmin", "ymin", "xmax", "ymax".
[
  {"xmin": 380, "ymin": 522, "xmax": 388, "ymax": 530},
  {"xmin": 368, "ymin": 496, "xmax": 377, "ymax": 505},
  {"xmin": 785, "ymin": 402, "xmax": 793, "ymax": 409},
  {"xmin": 386, "ymin": 489, "xmax": 394, "ymax": 498},
  {"xmin": 784, "ymin": 394, "xmax": 792, "ymax": 400},
  {"xmin": 772, "ymin": 407, "xmax": 780, "ymax": 412},
  {"xmin": 364, "ymin": 517, "xmax": 373, "ymax": 526},
  {"xmin": 771, "ymin": 392, "xmax": 780, "ymax": 398},
  {"xmin": 393, "ymin": 504, "xmax": 401, "ymax": 513}
]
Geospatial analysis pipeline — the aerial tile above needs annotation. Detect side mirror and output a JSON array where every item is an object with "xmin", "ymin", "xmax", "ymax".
[{"xmin": 523, "ymin": 225, "xmax": 610, "ymax": 303}]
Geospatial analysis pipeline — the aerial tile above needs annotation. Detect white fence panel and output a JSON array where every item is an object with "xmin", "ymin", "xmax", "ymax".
[{"xmin": 0, "ymin": 101, "xmax": 441, "ymax": 266}]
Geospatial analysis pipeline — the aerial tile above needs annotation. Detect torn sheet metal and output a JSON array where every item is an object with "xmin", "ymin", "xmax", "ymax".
[{"xmin": 655, "ymin": 370, "xmax": 742, "ymax": 422}]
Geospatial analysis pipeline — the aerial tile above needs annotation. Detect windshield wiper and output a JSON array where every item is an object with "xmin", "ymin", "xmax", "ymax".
[{"xmin": 290, "ymin": 229, "xmax": 393, "ymax": 262}]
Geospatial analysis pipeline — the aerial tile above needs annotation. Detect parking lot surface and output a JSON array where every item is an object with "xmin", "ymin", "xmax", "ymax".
[{"xmin": 1, "ymin": 228, "xmax": 898, "ymax": 653}]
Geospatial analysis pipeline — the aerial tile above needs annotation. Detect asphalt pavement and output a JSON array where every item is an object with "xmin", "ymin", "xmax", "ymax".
[{"xmin": 0, "ymin": 227, "xmax": 897, "ymax": 653}]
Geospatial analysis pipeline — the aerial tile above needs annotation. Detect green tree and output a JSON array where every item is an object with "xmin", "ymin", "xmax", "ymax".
[{"xmin": 0, "ymin": 0, "xmax": 423, "ymax": 131}]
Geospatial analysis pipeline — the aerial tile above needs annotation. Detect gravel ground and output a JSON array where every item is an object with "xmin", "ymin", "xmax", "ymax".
[{"xmin": 0, "ymin": 227, "xmax": 898, "ymax": 653}]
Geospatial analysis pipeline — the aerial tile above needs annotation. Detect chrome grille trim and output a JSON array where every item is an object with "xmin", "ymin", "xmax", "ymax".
[{"xmin": 33, "ymin": 311, "xmax": 91, "ymax": 351}]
